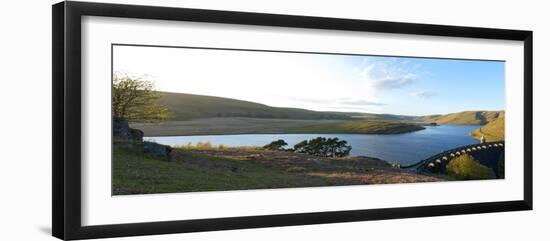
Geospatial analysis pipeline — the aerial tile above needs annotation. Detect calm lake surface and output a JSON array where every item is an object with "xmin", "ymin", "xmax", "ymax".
[{"xmin": 145, "ymin": 125, "xmax": 481, "ymax": 165}]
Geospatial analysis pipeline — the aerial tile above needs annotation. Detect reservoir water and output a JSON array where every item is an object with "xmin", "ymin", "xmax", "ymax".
[{"xmin": 145, "ymin": 125, "xmax": 481, "ymax": 165}]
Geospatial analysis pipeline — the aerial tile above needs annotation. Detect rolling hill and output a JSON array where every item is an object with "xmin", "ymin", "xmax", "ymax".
[
  {"xmin": 419, "ymin": 111, "xmax": 504, "ymax": 125},
  {"xmin": 159, "ymin": 91, "xmax": 352, "ymax": 121},
  {"xmin": 158, "ymin": 91, "xmax": 503, "ymax": 126}
]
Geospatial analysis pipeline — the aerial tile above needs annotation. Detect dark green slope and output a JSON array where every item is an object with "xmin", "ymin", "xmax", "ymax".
[{"xmin": 160, "ymin": 91, "xmax": 352, "ymax": 120}]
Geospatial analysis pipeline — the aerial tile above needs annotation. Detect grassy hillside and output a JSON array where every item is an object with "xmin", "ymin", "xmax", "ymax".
[
  {"xmin": 420, "ymin": 111, "xmax": 503, "ymax": 125},
  {"xmin": 159, "ymin": 91, "xmax": 424, "ymax": 121},
  {"xmin": 112, "ymin": 141, "xmax": 440, "ymax": 195},
  {"xmin": 158, "ymin": 91, "xmax": 501, "ymax": 126},
  {"xmin": 470, "ymin": 113, "xmax": 505, "ymax": 141},
  {"xmin": 289, "ymin": 120, "xmax": 425, "ymax": 134},
  {"xmin": 160, "ymin": 91, "xmax": 352, "ymax": 121},
  {"xmin": 112, "ymin": 141, "xmax": 331, "ymax": 194}
]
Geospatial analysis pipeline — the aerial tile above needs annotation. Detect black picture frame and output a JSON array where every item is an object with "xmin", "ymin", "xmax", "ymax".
[{"xmin": 52, "ymin": 1, "xmax": 533, "ymax": 240}]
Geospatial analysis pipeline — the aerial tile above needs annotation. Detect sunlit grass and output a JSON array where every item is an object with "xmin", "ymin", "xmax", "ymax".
[
  {"xmin": 174, "ymin": 141, "xmax": 261, "ymax": 150},
  {"xmin": 112, "ymin": 141, "xmax": 329, "ymax": 195}
]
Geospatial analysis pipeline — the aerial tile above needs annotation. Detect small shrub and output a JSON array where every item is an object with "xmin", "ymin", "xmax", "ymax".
[
  {"xmin": 263, "ymin": 139, "xmax": 288, "ymax": 151},
  {"xmin": 446, "ymin": 154, "xmax": 496, "ymax": 180},
  {"xmin": 195, "ymin": 141, "xmax": 213, "ymax": 149}
]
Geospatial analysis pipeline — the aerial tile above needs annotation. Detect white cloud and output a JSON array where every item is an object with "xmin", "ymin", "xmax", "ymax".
[
  {"xmin": 359, "ymin": 58, "xmax": 419, "ymax": 90},
  {"xmin": 412, "ymin": 90, "xmax": 436, "ymax": 99}
]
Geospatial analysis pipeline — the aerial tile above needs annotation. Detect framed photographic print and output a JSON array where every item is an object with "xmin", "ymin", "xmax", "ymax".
[{"xmin": 52, "ymin": 1, "xmax": 533, "ymax": 240}]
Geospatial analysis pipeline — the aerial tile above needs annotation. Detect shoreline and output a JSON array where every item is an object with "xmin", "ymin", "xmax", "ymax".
[
  {"xmin": 131, "ymin": 117, "xmax": 427, "ymax": 137},
  {"xmin": 141, "ymin": 129, "xmax": 426, "ymax": 137}
]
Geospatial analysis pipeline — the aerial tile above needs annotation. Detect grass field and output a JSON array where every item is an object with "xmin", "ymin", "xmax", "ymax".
[
  {"xmin": 131, "ymin": 117, "xmax": 425, "ymax": 136},
  {"xmin": 112, "ymin": 141, "xmax": 441, "ymax": 195},
  {"xmin": 289, "ymin": 120, "xmax": 425, "ymax": 134},
  {"xmin": 112, "ymin": 141, "xmax": 331, "ymax": 195}
]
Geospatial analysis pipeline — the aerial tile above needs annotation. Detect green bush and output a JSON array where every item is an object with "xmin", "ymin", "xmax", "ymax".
[
  {"xmin": 293, "ymin": 137, "xmax": 352, "ymax": 157},
  {"xmin": 263, "ymin": 139, "xmax": 288, "ymax": 151},
  {"xmin": 446, "ymin": 154, "xmax": 496, "ymax": 180}
]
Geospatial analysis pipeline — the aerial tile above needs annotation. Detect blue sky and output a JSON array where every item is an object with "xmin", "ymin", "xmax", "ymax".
[
  {"xmin": 340, "ymin": 55, "xmax": 505, "ymax": 115},
  {"xmin": 114, "ymin": 45, "xmax": 505, "ymax": 116}
]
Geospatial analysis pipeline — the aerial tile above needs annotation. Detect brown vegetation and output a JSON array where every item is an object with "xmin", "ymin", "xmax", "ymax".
[{"xmin": 173, "ymin": 148, "xmax": 441, "ymax": 186}]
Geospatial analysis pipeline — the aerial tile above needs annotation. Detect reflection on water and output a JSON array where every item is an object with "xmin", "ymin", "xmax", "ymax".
[{"xmin": 145, "ymin": 125, "xmax": 481, "ymax": 165}]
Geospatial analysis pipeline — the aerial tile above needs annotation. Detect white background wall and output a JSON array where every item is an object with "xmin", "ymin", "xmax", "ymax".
[{"xmin": 0, "ymin": 0, "xmax": 547, "ymax": 240}]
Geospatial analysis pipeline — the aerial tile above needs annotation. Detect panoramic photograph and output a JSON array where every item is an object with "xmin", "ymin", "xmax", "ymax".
[{"xmin": 111, "ymin": 44, "xmax": 505, "ymax": 195}]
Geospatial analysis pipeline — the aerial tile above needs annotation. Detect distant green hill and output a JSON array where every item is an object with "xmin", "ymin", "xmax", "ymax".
[
  {"xmin": 419, "ymin": 111, "xmax": 504, "ymax": 125},
  {"xmin": 158, "ymin": 91, "xmax": 503, "ymax": 125},
  {"xmin": 470, "ymin": 113, "xmax": 505, "ymax": 141},
  {"xmin": 160, "ymin": 92, "xmax": 416, "ymax": 121},
  {"xmin": 160, "ymin": 92, "xmax": 354, "ymax": 121}
]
